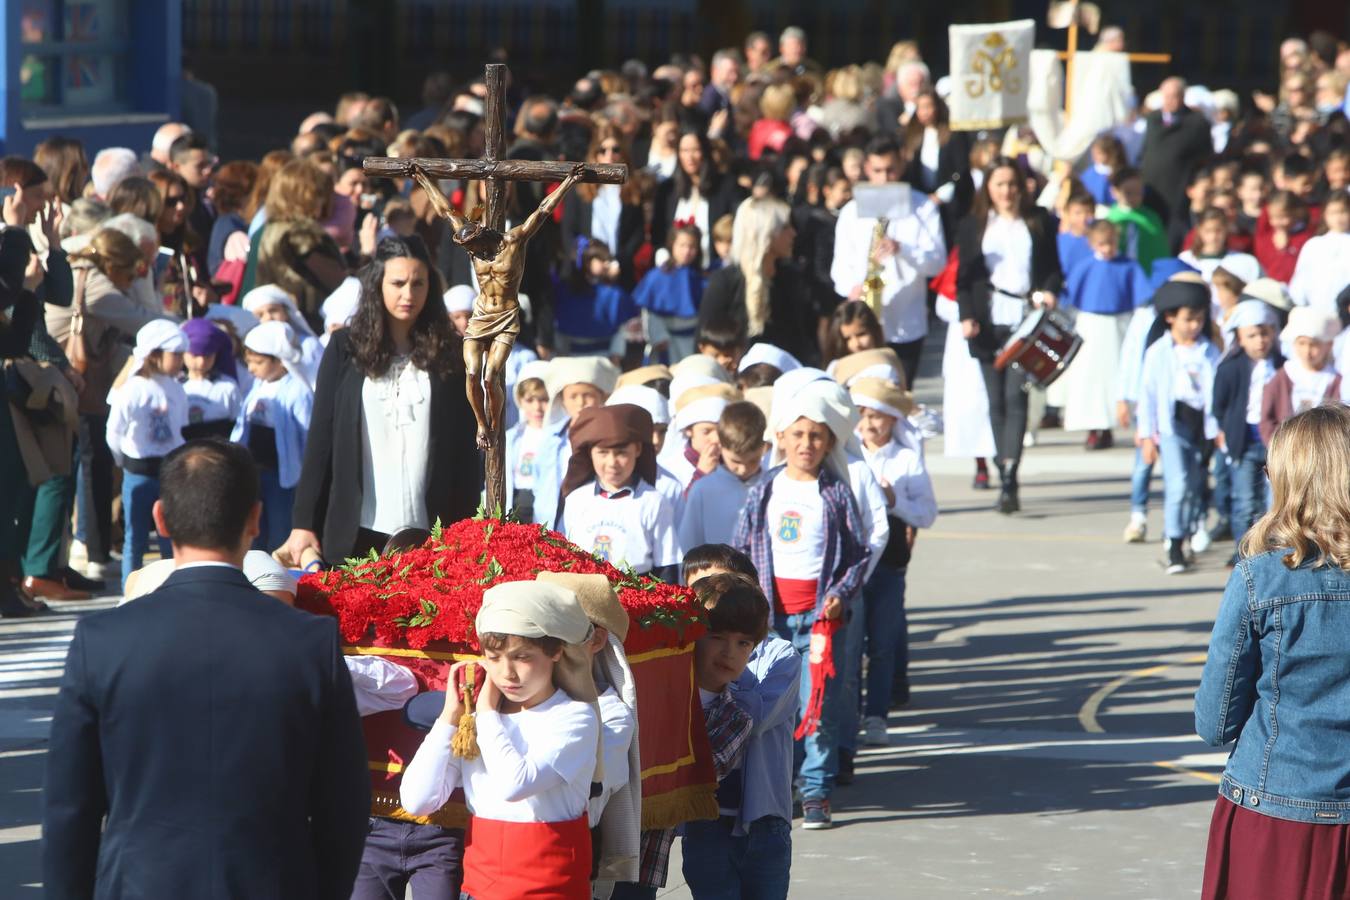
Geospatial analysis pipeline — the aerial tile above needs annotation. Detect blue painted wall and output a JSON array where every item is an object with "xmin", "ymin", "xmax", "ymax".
[{"xmin": 0, "ymin": 1, "xmax": 181, "ymax": 156}]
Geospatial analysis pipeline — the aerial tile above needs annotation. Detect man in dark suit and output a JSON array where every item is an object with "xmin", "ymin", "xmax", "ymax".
[
  {"xmin": 43, "ymin": 440, "xmax": 370, "ymax": 899},
  {"xmin": 1139, "ymin": 77, "xmax": 1214, "ymax": 229}
]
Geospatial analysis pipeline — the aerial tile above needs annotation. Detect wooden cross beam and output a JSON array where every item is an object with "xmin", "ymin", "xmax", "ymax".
[
  {"xmin": 1050, "ymin": 0, "xmax": 1171, "ymax": 119},
  {"xmin": 361, "ymin": 63, "xmax": 628, "ymax": 519}
]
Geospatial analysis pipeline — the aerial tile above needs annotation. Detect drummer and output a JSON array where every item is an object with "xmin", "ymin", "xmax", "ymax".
[{"xmin": 954, "ymin": 157, "xmax": 1065, "ymax": 515}]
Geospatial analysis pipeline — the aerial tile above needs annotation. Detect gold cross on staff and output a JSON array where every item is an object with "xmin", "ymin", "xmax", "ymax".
[
  {"xmin": 1049, "ymin": 0, "xmax": 1172, "ymax": 118},
  {"xmin": 361, "ymin": 63, "xmax": 629, "ymax": 518}
]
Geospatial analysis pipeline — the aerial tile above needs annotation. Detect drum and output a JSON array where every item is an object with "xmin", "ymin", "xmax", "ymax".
[{"xmin": 993, "ymin": 308, "xmax": 1083, "ymax": 388}]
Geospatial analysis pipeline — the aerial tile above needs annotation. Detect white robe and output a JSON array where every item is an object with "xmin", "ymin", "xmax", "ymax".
[
  {"xmin": 1062, "ymin": 310, "xmax": 1131, "ymax": 432},
  {"xmin": 936, "ymin": 296, "xmax": 996, "ymax": 458}
]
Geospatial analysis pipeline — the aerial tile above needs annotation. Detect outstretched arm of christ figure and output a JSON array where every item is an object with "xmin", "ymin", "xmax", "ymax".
[
  {"xmin": 410, "ymin": 168, "xmax": 470, "ymax": 232},
  {"xmin": 513, "ymin": 166, "xmax": 587, "ymax": 242}
]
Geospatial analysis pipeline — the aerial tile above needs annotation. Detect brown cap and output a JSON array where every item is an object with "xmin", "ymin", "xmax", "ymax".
[
  {"xmin": 616, "ymin": 364, "xmax": 673, "ymax": 390},
  {"xmin": 831, "ymin": 347, "xmax": 906, "ymax": 389}
]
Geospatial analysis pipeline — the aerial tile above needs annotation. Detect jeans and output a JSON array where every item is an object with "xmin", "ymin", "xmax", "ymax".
[
  {"xmin": 1130, "ymin": 445, "xmax": 1155, "ymax": 515},
  {"xmin": 1209, "ymin": 449, "xmax": 1231, "ymax": 528},
  {"xmin": 353, "ymin": 817, "xmax": 464, "ymax": 900},
  {"xmin": 979, "ymin": 333, "xmax": 1030, "ymax": 464},
  {"xmin": 121, "ymin": 470, "xmax": 171, "ymax": 589},
  {"xmin": 1229, "ymin": 442, "xmax": 1268, "ymax": 545},
  {"xmin": 775, "ymin": 609, "xmax": 846, "ymax": 801},
  {"xmin": 681, "ymin": 815, "xmax": 792, "ymax": 900},
  {"xmin": 839, "ymin": 565, "xmax": 907, "ymax": 752},
  {"xmin": 1160, "ymin": 431, "xmax": 1206, "ymax": 541},
  {"xmin": 254, "ymin": 467, "xmax": 294, "ymax": 553}
]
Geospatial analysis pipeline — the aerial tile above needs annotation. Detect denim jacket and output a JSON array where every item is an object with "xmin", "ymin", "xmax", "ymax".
[{"xmin": 1195, "ymin": 549, "xmax": 1350, "ymax": 824}]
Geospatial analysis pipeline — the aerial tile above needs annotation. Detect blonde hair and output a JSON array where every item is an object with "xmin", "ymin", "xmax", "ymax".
[
  {"xmin": 758, "ymin": 83, "xmax": 795, "ymax": 122},
  {"xmin": 70, "ymin": 227, "xmax": 143, "ymax": 280},
  {"xmin": 729, "ymin": 196, "xmax": 791, "ymax": 337},
  {"xmin": 1242, "ymin": 403, "xmax": 1350, "ymax": 569},
  {"xmin": 264, "ymin": 159, "xmax": 334, "ymax": 223},
  {"xmin": 830, "ymin": 65, "xmax": 863, "ymax": 103}
]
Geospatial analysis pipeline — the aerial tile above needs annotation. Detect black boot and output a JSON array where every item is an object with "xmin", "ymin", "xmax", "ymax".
[{"xmin": 998, "ymin": 461, "xmax": 1021, "ymax": 515}]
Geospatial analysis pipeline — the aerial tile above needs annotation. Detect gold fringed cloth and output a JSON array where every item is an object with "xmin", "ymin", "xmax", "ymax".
[{"xmin": 346, "ymin": 637, "xmax": 717, "ymax": 832}]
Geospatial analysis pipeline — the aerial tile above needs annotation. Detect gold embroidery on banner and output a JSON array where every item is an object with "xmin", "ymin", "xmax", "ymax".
[{"xmin": 965, "ymin": 31, "xmax": 1022, "ymax": 99}]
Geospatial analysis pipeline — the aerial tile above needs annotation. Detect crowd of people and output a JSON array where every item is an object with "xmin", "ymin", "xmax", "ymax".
[{"xmin": 11, "ymin": 19, "xmax": 1350, "ymax": 900}]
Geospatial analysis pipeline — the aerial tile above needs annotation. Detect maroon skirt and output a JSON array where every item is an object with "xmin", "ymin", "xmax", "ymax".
[{"xmin": 1204, "ymin": 796, "xmax": 1350, "ymax": 899}]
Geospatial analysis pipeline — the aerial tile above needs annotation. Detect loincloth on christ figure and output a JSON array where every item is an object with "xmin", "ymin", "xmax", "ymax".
[{"xmin": 464, "ymin": 304, "xmax": 521, "ymax": 346}]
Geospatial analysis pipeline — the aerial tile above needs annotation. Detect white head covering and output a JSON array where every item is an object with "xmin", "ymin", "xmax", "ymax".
[
  {"xmin": 1214, "ymin": 254, "xmax": 1262, "ymax": 286},
  {"xmin": 671, "ymin": 396, "xmax": 729, "ymax": 434},
  {"xmin": 608, "ymin": 385, "xmax": 670, "ymax": 426},
  {"xmin": 737, "ymin": 343, "xmax": 801, "ymax": 375},
  {"xmin": 771, "ymin": 366, "xmax": 832, "ymax": 417},
  {"xmin": 669, "ymin": 354, "xmax": 733, "ymax": 384},
  {"xmin": 849, "ymin": 377, "xmax": 915, "ymax": 422},
  {"xmin": 242, "ymin": 284, "xmax": 315, "ymax": 337},
  {"xmin": 133, "ymin": 319, "xmax": 189, "ymax": 365},
  {"xmin": 514, "ymin": 359, "xmax": 552, "ymax": 403},
  {"xmin": 1242, "ymin": 277, "xmax": 1293, "ymax": 312},
  {"xmin": 244, "ymin": 320, "xmax": 312, "ymax": 389},
  {"xmin": 769, "ymin": 388, "xmax": 855, "ymax": 481},
  {"xmin": 443, "ymin": 284, "xmax": 476, "ymax": 314},
  {"xmin": 321, "ymin": 276, "xmax": 362, "ymax": 333},
  {"xmin": 243, "ymin": 550, "xmax": 298, "ymax": 596},
  {"xmin": 1281, "ymin": 306, "xmax": 1342, "ymax": 344},
  {"xmin": 206, "ymin": 303, "xmax": 260, "ymax": 337},
  {"xmin": 545, "ymin": 356, "xmax": 620, "ymax": 423},
  {"xmin": 1228, "ymin": 300, "xmax": 1279, "ymax": 332}
]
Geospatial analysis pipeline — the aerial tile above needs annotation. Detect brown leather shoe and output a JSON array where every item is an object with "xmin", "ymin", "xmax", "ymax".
[{"xmin": 23, "ymin": 575, "xmax": 92, "ymax": 601}]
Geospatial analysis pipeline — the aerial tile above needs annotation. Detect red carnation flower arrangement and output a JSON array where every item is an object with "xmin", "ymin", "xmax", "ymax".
[{"xmin": 297, "ymin": 516, "xmax": 707, "ymax": 658}]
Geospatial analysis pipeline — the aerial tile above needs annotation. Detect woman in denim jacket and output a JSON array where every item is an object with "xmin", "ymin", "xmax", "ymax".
[{"xmin": 1195, "ymin": 403, "xmax": 1350, "ymax": 900}]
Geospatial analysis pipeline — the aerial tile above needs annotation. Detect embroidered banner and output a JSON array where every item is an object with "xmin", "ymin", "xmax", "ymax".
[{"xmin": 948, "ymin": 19, "xmax": 1036, "ymax": 131}]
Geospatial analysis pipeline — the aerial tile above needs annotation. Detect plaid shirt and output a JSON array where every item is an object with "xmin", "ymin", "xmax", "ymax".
[
  {"xmin": 732, "ymin": 464, "xmax": 870, "ymax": 616},
  {"xmin": 632, "ymin": 690, "xmax": 755, "ymax": 888}
]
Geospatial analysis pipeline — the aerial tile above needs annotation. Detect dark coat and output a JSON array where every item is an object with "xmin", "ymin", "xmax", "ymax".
[
  {"xmin": 42, "ymin": 565, "xmax": 370, "ymax": 900},
  {"xmin": 954, "ymin": 208, "xmax": 1064, "ymax": 361},
  {"xmin": 698, "ymin": 259, "xmax": 818, "ymax": 364},
  {"xmin": 560, "ymin": 192, "xmax": 646, "ymax": 289},
  {"xmin": 1139, "ymin": 107, "xmax": 1213, "ymax": 227},
  {"xmin": 292, "ymin": 328, "xmax": 481, "ymax": 559},
  {"xmin": 1213, "ymin": 350, "xmax": 1284, "ymax": 460},
  {"xmin": 651, "ymin": 173, "xmax": 746, "ymax": 266}
]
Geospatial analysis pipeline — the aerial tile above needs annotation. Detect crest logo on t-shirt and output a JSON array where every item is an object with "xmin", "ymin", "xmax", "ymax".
[
  {"xmin": 518, "ymin": 452, "xmax": 535, "ymax": 477},
  {"xmin": 593, "ymin": 535, "xmax": 613, "ymax": 561},
  {"xmin": 149, "ymin": 407, "xmax": 173, "ymax": 445},
  {"xmin": 777, "ymin": 512, "xmax": 802, "ymax": 543}
]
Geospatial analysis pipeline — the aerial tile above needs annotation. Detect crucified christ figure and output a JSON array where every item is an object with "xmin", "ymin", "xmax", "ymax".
[{"xmin": 411, "ymin": 164, "xmax": 585, "ymax": 449}]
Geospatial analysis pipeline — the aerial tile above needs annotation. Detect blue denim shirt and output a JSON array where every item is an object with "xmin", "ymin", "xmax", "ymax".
[
  {"xmin": 1195, "ymin": 549, "xmax": 1350, "ymax": 824},
  {"xmin": 728, "ymin": 635, "xmax": 802, "ymax": 835}
]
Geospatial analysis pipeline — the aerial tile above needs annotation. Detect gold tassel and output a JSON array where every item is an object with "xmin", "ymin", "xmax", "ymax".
[{"xmin": 451, "ymin": 665, "xmax": 480, "ymax": 760}]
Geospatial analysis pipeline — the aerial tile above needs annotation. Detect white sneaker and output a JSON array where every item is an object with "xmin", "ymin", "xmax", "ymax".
[
  {"xmin": 1191, "ymin": 528, "xmax": 1212, "ymax": 554},
  {"xmin": 1023, "ymin": 431, "xmax": 1038, "ymax": 448},
  {"xmin": 84, "ymin": 560, "xmax": 109, "ymax": 581},
  {"xmin": 862, "ymin": 716, "xmax": 890, "ymax": 747},
  {"xmin": 1123, "ymin": 515, "xmax": 1147, "ymax": 544},
  {"xmin": 68, "ymin": 540, "xmax": 88, "ymax": 568}
]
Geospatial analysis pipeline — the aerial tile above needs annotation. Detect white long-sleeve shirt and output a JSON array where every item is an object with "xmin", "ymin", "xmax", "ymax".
[
  {"xmin": 105, "ymin": 374, "xmax": 189, "ymax": 465},
  {"xmin": 1288, "ymin": 232, "xmax": 1350, "ymax": 315},
  {"xmin": 588, "ymin": 687, "xmax": 635, "ymax": 827},
  {"xmin": 830, "ymin": 197, "xmax": 947, "ymax": 343},
  {"xmin": 400, "ymin": 688, "xmax": 598, "ymax": 823},
  {"xmin": 861, "ymin": 439, "xmax": 938, "ymax": 528},
  {"xmin": 1135, "ymin": 334, "xmax": 1222, "ymax": 441},
  {"xmin": 344, "ymin": 656, "xmax": 419, "ymax": 717},
  {"xmin": 846, "ymin": 456, "xmax": 891, "ymax": 581}
]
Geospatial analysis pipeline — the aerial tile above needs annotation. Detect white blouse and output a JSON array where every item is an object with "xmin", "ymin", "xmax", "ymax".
[
  {"xmin": 400, "ymin": 688, "xmax": 599, "ymax": 823},
  {"xmin": 673, "ymin": 193, "xmax": 711, "ymax": 267},
  {"xmin": 591, "ymin": 184, "xmax": 622, "ymax": 257},
  {"xmin": 982, "ymin": 215, "xmax": 1033, "ymax": 327},
  {"xmin": 359, "ymin": 356, "xmax": 432, "ymax": 533}
]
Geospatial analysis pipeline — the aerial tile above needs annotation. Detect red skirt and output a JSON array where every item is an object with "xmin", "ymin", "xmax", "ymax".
[
  {"xmin": 462, "ymin": 814, "xmax": 591, "ymax": 899},
  {"xmin": 1203, "ymin": 796, "xmax": 1350, "ymax": 899}
]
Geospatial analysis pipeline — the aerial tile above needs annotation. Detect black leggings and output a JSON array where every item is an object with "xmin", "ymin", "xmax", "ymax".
[
  {"xmin": 979, "ymin": 326, "xmax": 1030, "ymax": 465},
  {"xmin": 887, "ymin": 338, "xmax": 925, "ymax": 391}
]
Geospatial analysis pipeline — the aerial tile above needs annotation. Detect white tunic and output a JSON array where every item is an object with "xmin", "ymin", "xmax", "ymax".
[
  {"xmin": 400, "ymin": 688, "xmax": 599, "ymax": 823},
  {"xmin": 105, "ymin": 374, "xmax": 189, "ymax": 464},
  {"xmin": 936, "ymin": 296, "xmax": 996, "ymax": 458},
  {"xmin": 182, "ymin": 375, "xmax": 241, "ymax": 425},
  {"xmin": 561, "ymin": 480, "xmax": 680, "ymax": 574},
  {"xmin": 1288, "ymin": 232, "xmax": 1350, "ymax": 316},
  {"xmin": 359, "ymin": 357, "xmax": 432, "ymax": 533}
]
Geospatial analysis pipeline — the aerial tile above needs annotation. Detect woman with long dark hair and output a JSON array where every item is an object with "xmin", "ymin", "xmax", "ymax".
[
  {"xmin": 651, "ymin": 128, "xmax": 746, "ymax": 267},
  {"xmin": 285, "ymin": 235, "xmax": 480, "ymax": 564},
  {"xmin": 560, "ymin": 124, "xmax": 646, "ymax": 289},
  {"xmin": 955, "ymin": 157, "xmax": 1064, "ymax": 514},
  {"xmin": 901, "ymin": 90, "xmax": 972, "ymax": 243}
]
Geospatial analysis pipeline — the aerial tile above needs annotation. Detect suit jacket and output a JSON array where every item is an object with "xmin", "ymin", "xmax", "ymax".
[
  {"xmin": 42, "ymin": 565, "xmax": 370, "ymax": 900},
  {"xmin": 954, "ymin": 208, "xmax": 1064, "ymax": 361},
  {"xmin": 560, "ymin": 193, "xmax": 646, "ymax": 289},
  {"xmin": 1139, "ymin": 108, "xmax": 1213, "ymax": 227},
  {"xmin": 291, "ymin": 328, "xmax": 481, "ymax": 559}
]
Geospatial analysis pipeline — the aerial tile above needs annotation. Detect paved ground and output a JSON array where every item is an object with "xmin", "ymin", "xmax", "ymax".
[{"xmin": 0, "ymin": 357, "xmax": 1232, "ymax": 898}]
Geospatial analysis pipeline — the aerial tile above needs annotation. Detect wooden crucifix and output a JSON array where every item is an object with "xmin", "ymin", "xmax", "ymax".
[{"xmin": 363, "ymin": 63, "xmax": 627, "ymax": 518}]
